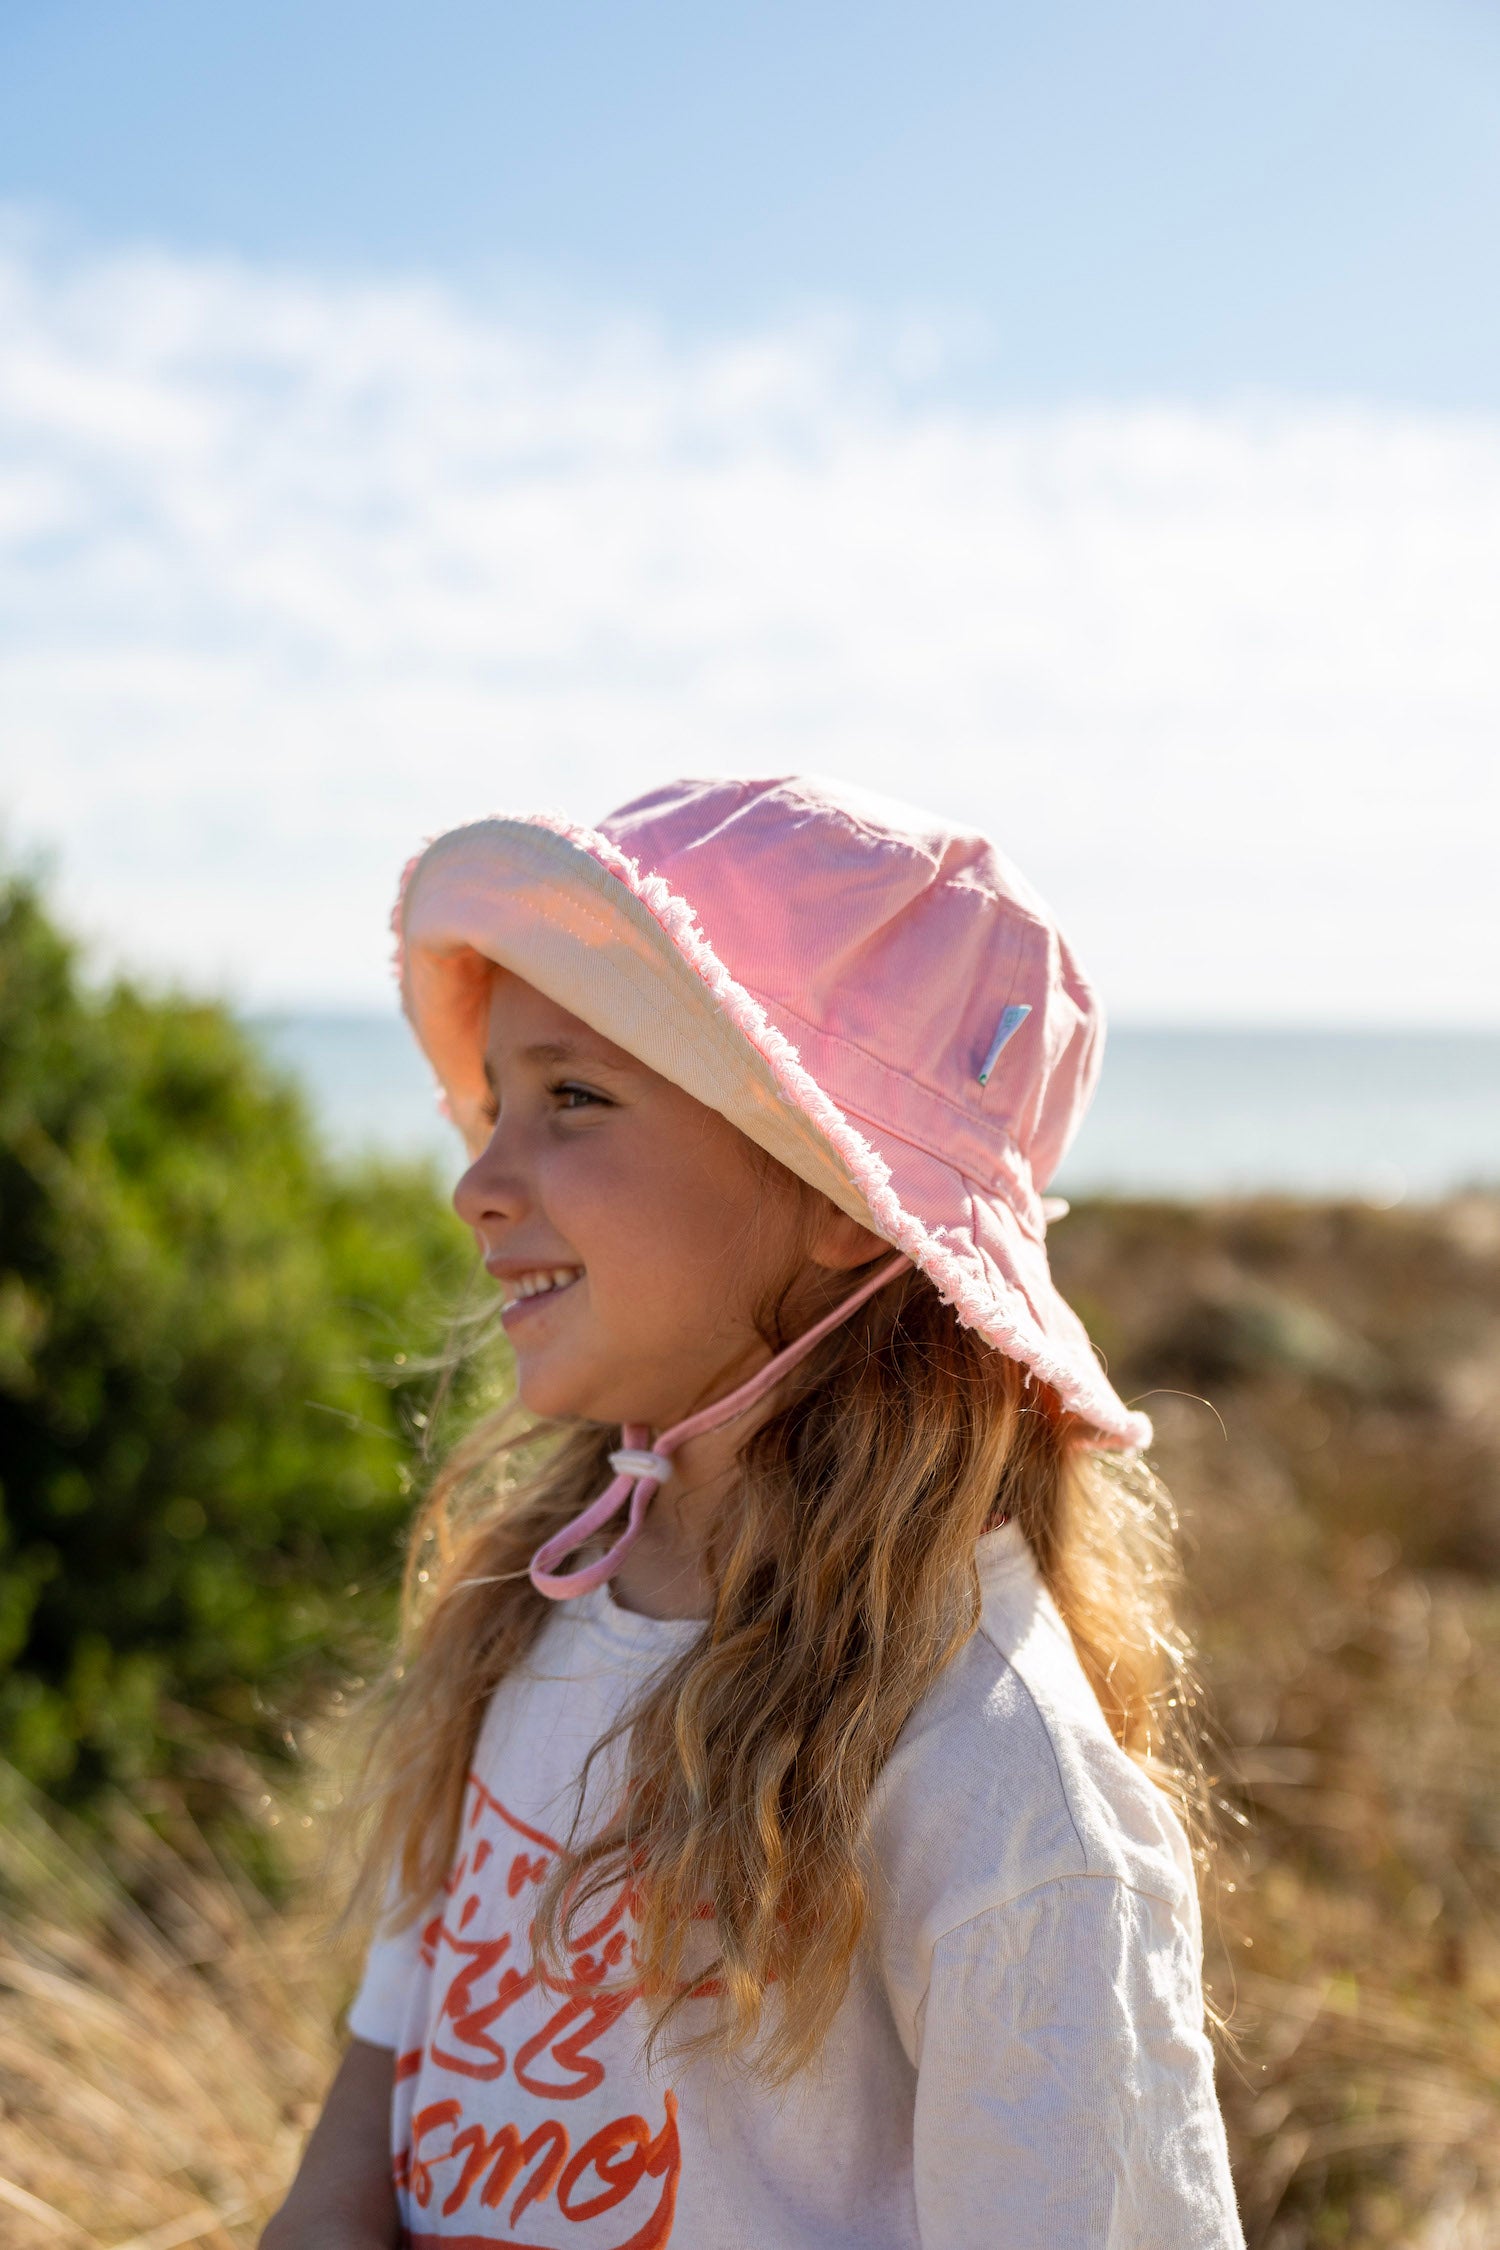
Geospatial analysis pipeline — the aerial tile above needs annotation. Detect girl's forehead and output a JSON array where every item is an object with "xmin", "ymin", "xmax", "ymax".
[{"xmin": 482, "ymin": 966, "xmax": 642, "ymax": 1074}]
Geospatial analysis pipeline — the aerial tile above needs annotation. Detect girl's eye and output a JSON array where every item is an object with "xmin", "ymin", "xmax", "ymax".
[{"xmin": 552, "ymin": 1081, "xmax": 610, "ymax": 1111}]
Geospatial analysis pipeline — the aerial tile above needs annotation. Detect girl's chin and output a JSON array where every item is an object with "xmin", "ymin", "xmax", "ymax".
[
  {"xmin": 512, "ymin": 1363, "xmax": 583, "ymax": 1420},
  {"xmin": 511, "ymin": 1349, "xmax": 668, "ymax": 1431},
  {"xmin": 510, "ymin": 1350, "xmax": 612, "ymax": 1425}
]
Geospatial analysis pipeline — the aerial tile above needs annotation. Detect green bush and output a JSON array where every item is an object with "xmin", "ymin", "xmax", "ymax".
[{"xmin": 0, "ymin": 864, "xmax": 478, "ymax": 1801}]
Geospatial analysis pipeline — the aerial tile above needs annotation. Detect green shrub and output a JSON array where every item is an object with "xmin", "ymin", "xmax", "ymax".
[{"xmin": 0, "ymin": 864, "xmax": 477, "ymax": 1800}]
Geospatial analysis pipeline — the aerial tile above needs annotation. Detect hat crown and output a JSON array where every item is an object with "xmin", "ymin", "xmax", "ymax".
[{"xmin": 599, "ymin": 774, "xmax": 1103, "ymax": 1196}]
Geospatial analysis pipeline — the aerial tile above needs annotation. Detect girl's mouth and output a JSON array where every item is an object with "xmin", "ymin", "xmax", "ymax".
[{"xmin": 497, "ymin": 1266, "xmax": 584, "ymax": 1322}]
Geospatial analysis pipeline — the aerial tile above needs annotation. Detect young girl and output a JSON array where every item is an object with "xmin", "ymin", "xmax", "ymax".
[{"xmin": 266, "ymin": 774, "xmax": 1243, "ymax": 2249}]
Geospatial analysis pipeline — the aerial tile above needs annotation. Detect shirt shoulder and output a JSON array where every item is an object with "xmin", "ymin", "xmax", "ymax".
[{"xmin": 870, "ymin": 1526, "xmax": 1197, "ymax": 2047}]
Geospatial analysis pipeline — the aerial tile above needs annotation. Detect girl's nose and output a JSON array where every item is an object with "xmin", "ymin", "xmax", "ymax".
[{"xmin": 452, "ymin": 1130, "xmax": 528, "ymax": 1237}]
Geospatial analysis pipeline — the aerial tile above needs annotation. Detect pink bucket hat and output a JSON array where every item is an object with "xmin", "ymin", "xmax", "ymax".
[{"xmin": 395, "ymin": 773, "xmax": 1150, "ymax": 1456}]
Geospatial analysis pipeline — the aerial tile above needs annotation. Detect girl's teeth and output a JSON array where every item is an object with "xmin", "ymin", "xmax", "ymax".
[{"xmin": 511, "ymin": 1268, "xmax": 579, "ymax": 1302}]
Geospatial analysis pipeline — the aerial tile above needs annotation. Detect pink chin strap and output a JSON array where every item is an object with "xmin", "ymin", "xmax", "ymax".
[{"xmin": 528, "ymin": 1253, "xmax": 910, "ymax": 1600}]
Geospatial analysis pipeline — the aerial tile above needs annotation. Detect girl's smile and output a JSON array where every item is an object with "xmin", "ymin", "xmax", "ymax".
[{"xmin": 487, "ymin": 1262, "xmax": 585, "ymax": 1319}]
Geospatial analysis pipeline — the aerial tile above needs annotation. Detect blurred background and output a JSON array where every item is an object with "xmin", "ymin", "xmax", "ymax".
[{"xmin": 1, "ymin": 5, "xmax": 1497, "ymax": 2245}]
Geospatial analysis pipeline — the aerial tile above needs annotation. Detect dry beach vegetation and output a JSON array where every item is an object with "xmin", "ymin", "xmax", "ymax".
[
  {"xmin": 1055, "ymin": 1194, "xmax": 1500, "ymax": 2247},
  {"xmin": 1, "ymin": 1193, "xmax": 1498, "ymax": 2249}
]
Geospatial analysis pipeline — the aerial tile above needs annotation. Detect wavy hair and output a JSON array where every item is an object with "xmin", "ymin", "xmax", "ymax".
[{"xmin": 347, "ymin": 1211, "xmax": 1204, "ymax": 2083}]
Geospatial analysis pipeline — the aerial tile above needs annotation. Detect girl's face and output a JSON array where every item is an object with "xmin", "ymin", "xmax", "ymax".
[{"xmin": 452, "ymin": 971, "xmax": 881, "ymax": 1428}]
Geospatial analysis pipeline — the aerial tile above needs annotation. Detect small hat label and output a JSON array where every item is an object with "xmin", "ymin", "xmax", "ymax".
[{"xmin": 977, "ymin": 1003, "xmax": 1031, "ymax": 1086}]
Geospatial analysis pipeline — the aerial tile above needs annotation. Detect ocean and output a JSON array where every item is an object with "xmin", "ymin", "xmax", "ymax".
[{"xmin": 247, "ymin": 1016, "xmax": 1500, "ymax": 1204}]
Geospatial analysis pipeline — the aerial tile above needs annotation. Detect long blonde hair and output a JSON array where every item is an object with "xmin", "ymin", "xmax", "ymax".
[{"xmin": 350, "ymin": 1218, "xmax": 1203, "ymax": 2083}]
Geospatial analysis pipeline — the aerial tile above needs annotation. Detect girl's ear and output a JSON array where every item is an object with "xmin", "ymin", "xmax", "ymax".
[{"xmin": 808, "ymin": 1203, "xmax": 892, "ymax": 1274}]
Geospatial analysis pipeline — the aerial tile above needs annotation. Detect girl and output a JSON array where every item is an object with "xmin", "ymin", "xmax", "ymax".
[{"xmin": 266, "ymin": 773, "xmax": 1243, "ymax": 2250}]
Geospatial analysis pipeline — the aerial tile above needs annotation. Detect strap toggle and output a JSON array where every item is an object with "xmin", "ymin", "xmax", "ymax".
[{"xmin": 608, "ymin": 1447, "xmax": 674, "ymax": 1483}]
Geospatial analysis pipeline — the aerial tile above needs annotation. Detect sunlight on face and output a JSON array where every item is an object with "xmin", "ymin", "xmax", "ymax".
[{"xmin": 452, "ymin": 971, "xmax": 830, "ymax": 1428}]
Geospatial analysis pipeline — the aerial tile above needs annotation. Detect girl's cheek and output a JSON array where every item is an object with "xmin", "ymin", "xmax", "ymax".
[
  {"xmin": 531, "ymin": 1143, "xmax": 614, "ymax": 1246},
  {"xmin": 551, "ymin": 1134, "xmax": 666, "ymax": 1241},
  {"xmin": 546, "ymin": 1127, "xmax": 754, "ymax": 1322}
]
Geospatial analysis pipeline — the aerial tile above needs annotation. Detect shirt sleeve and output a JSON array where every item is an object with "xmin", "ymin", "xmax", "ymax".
[
  {"xmin": 911, "ymin": 1876, "xmax": 1244, "ymax": 2250},
  {"xmin": 345, "ymin": 1904, "xmax": 426, "ymax": 2050}
]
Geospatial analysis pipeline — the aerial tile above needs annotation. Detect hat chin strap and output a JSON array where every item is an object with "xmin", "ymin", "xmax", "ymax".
[{"xmin": 528, "ymin": 1254, "xmax": 909, "ymax": 1600}]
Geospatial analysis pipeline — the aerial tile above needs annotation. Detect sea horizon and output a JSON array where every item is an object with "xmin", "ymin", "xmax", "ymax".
[{"xmin": 245, "ymin": 1015, "xmax": 1500, "ymax": 1205}]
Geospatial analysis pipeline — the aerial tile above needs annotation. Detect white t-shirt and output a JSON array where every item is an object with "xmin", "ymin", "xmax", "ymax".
[{"xmin": 350, "ymin": 1523, "xmax": 1243, "ymax": 2248}]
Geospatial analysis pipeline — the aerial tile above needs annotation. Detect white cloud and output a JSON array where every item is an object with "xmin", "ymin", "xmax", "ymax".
[{"xmin": 2, "ymin": 219, "xmax": 1496, "ymax": 1020}]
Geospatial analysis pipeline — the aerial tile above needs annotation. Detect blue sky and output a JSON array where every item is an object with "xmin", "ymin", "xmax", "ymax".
[
  {"xmin": 1, "ymin": 3, "xmax": 1497, "ymax": 1021},
  {"xmin": 5, "ymin": 0, "xmax": 1499, "ymax": 403}
]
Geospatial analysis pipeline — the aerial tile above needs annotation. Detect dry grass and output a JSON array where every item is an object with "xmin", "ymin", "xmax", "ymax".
[
  {"xmin": 1052, "ymin": 1193, "xmax": 1500, "ymax": 2246},
  {"xmin": 0, "ymin": 1763, "xmax": 345, "ymax": 2250},
  {"xmin": 2, "ymin": 1193, "xmax": 1498, "ymax": 2247}
]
